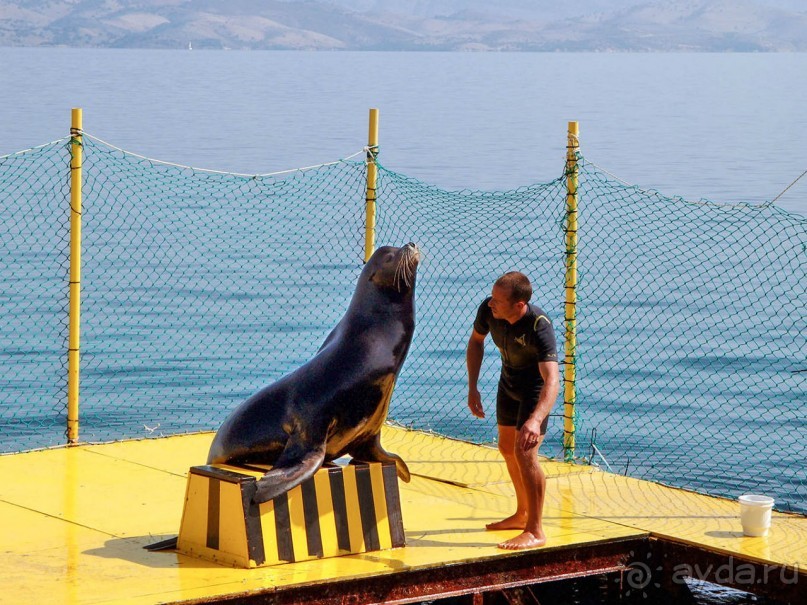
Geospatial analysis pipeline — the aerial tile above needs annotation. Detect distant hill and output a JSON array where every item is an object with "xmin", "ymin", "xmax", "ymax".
[{"xmin": 1, "ymin": 0, "xmax": 805, "ymax": 51}]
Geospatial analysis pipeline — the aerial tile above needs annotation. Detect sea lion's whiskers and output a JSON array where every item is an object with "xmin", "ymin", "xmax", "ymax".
[{"xmin": 394, "ymin": 247, "xmax": 419, "ymax": 290}]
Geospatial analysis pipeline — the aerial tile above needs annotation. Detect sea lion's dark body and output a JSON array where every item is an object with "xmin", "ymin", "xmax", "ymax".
[{"xmin": 207, "ymin": 244, "xmax": 419, "ymax": 503}]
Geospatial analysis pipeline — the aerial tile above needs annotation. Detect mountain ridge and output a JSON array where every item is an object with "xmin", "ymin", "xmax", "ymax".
[{"xmin": 1, "ymin": 0, "xmax": 805, "ymax": 51}]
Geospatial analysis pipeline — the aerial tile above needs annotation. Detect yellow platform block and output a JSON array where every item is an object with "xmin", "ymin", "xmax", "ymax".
[{"xmin": 177, "ymin": 461, "xmax": 405, "ymax": 568}]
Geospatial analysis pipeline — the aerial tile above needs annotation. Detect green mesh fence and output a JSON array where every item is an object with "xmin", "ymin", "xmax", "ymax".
[
  {"xmin": 0, "ymin": 134, "xmax": 804, "ymax": 515},
  {"xmin": 570, "ymin": 158, "xmax": 806, "ymax": 513},
  {"xmin": 72, "ymin": 136, "xmax": 368, "ymax": 444},
  {"xmin": 371, "ymin": 168, "xmax": 569, "ymax": 449},
  {"xmin": 0, "ymin": 140, "xmax": 71, "ymax": 444}
]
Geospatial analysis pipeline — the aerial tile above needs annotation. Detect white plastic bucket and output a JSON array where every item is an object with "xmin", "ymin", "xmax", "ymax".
[{"xmin": 738, "ymin": 494, "xmax": 774, "ymax": 537}]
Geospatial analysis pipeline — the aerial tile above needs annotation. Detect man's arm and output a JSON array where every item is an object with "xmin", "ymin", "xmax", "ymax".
[
  {"xmin": 466, "ymin": 329, "xmax": 486, "ymax": 418},
  {"xmin": 518, "ymin": 361, "xmax": 560, "ymax": 449}
]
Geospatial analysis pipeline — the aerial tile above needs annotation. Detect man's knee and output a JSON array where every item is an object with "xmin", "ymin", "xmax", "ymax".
[
  {"xmin": 513, "ymin": 445, "xmax": 530, "ymax": 466},
  {"xmin": 514, "ymin": 437, "xmax": 545, "ymax": 467}
]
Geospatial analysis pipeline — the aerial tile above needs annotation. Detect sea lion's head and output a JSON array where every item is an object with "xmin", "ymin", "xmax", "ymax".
[{"xmin": 366, "ymin": 243, "xmax": 421, "ymax": 293}]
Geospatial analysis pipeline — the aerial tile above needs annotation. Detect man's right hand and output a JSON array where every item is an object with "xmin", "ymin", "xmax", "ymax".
[
  {"xmin": 468, "ymin": 388, "xmax": 485, "ymax": 418},
  {"xmin": 466, "ymin": 329, "xmax": 486, "ymax": 419}
]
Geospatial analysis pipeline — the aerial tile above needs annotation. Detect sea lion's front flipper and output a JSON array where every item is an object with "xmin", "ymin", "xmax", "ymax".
[
  {"xmin": 253, "ymin": 435, "xmax": 326, "ymax": 504},
  {"xmin": 349, "ymin": 434, "xmax": 411, "ymax": 483}
]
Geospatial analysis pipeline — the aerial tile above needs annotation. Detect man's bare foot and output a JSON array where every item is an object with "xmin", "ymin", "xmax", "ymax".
[
  {"xmin": 497, "ymin": 530, "xmax": 547, "ymax": 550},
  {"xmin": 485, "ymin": 513, "xmax": 527, "ymax": 531}
]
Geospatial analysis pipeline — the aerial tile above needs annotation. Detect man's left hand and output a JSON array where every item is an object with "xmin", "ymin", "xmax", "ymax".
[{"xmin": 518, "ymin": 417, "xmax": 544, "ymax": 451}]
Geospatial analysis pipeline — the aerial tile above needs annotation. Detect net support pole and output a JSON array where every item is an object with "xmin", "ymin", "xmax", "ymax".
[
  {"xmin": 563, "ymin": 121, "xmax": 579, "ymax": 463},
  {"xmin": 67, "ymin": 107, "xmax": 83, "ymax": 444},
  {"xmin": 364, "ymin": 108, "xmax": 379, "ymax": 262}
]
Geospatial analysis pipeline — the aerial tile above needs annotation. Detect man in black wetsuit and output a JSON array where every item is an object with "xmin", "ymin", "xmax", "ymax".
[{"xmin": 466, "ymin": 271, "xmax": 559, "ymax": 550}]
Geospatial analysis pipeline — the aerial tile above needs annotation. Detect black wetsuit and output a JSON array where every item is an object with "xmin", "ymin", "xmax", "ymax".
[{"xmin": 473, "ymin": 298, "xmax": 558, "ymax": 429}]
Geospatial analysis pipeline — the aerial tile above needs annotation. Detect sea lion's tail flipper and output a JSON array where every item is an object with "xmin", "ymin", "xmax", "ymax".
[
  {"xmin": 252, "ymin": 436, "xmax": 326, "ymax": 504},
  {"xmin": 350, "ymin": 435, "xmax": 411, "ymax": 483},
  {"xmin": 144, "ymin": 536, "xmax": 178, "ymax": 551}
]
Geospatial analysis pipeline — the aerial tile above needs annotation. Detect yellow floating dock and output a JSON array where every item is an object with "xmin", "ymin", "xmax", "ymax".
[{"xmin": 1, "ymin": 425, "xmax": 804, "ymax": 604}]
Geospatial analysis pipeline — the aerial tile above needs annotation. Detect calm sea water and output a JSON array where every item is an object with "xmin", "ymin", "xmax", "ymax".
[
  {"xmin": 1, "ymin": 50, "xmax": 803, "ymax": 605},
  {"xmin": 1, "ymin": 49, "xmax": 805, "ymax": 216}
]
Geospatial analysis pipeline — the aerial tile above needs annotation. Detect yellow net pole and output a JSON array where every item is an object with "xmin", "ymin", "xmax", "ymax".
[
  {"xmin": 365, "ymin": 108, "xmax": 379, "ymax": 262},
  {"xmin": 67, "ymin": 108, "xmax": 83, "ymax": 444},
  {"xmin": 563, "ymin": 121, "xmax": 579, "ymax": 463}
]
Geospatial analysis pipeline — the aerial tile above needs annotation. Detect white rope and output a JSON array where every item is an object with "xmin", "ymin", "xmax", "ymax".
[
  {"xmin": 0, "ymin": 137, "xmax": 71, "ymax": 160},
  {"xmin": 364, "ymin": 145, "xmax": 379, "ymax": 164},
  {"xmin": 79, "ymin": 131, "xmax": 366, "ymax": 177},
  {"xmin": 771, "ymin": 168, "xmax": 807, "ymax": 204}
]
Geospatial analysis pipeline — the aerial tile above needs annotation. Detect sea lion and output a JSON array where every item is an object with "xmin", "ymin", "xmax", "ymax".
[{"xmin": 207, "ymin": 242, "xmax": 420, "ymax": 504}]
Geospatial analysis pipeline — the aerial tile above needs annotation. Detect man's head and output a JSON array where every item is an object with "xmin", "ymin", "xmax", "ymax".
[
  {"xmin": 489, "ymin": 272, "xmax": 532, "ymax": 323},
  {"xmin": 494, "ymin": 272, "xmax": 532, "ymax": 303}
]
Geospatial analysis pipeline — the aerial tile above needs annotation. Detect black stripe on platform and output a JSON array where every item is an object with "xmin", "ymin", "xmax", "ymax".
[
  {"xmin": 206, "ymin": 478, "xmax": 220, "ymax": 550},
  {"xmin": 355, "ymin": 465, "xmax": 380, "ymax": 551},
  {"xmin": 328, "ymin": 469, "xmax": 351, "ymax": 552},
  {"xmin": 273, "ymin": 493, "xmax": 295, "ymax": 562},
  {"xmin": 301, "ymin": 479, "xmax": 324, "ymax": 557},
  {"xmin": 382, "ymin": 464, "xmax": 405, "ymax": 547},
  {"xmin": 240, "ymin": 481, "xmax": 265, "ymax": 565}
]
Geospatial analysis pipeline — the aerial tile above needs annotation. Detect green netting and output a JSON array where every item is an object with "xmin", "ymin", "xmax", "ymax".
[
  {"xmin": 372, "ymin": 168, "xmax": 569, "ymax": 449},
  {"xmin": 73, "ymin": 137, "xmax": 368, "ymax": 443},
  {"xmin": 0, "ymin": 134, "xmax": 804, "ymax": 515},
  {"xmin": 571, "ymin": 158, "xmax": 806, "ymax": 512},
  {"xmin": 0, "ymin": 140, "xmax": 71, "ymax": 445}
]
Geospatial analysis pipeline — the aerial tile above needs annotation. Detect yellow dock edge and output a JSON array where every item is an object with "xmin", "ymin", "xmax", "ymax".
[{"xmin": 0, "ymin": 425, "xmax": 804, "ymax": 604}]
